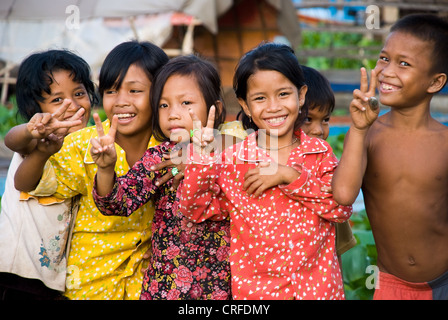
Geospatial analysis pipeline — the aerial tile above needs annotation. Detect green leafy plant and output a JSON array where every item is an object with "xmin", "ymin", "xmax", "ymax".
[
  {"xmin": 341, "ymin": 209, "xmax": 377, "ymax": 300},
  {"xmin": 299, "ymin": 30, "xmax": 382, "ymax": 70},
  {"xmin": 0, "ymin": 97, "xmax": 26, "ymax": 138}
]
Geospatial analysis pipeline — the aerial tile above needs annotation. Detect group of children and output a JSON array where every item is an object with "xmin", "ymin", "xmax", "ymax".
[{"xmin": 0, "ymin": 13, "xmax": 447, "ymax": 300}]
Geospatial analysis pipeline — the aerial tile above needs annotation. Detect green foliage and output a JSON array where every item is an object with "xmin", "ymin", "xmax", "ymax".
[
  {"xmin": 327, "ymin": 132, "xmax": 345, "ymax": 159},
  {"xmin": 0, "ymin": 97, "xmax": 26, "ymax": 138},
  {"xmin": 299, "ymin": 30, "xmax": 382, "ymax": 70},
  {"xmin": 341, "ymin": 209, "xmax": 377, "ymax": 300}
]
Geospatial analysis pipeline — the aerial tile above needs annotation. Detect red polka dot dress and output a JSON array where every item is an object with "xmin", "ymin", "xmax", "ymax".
[{"xmin": 179, "ymin": 129, "xmax": 352, "ymax": 300}]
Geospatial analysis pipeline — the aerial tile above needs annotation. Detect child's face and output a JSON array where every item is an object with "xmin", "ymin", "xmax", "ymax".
[
  {"xmin": 158, "ymin": 74, "xmax": 208, "ymax": 143},
  {"xmin": 239, "ymin": 70, "xmax": 307, "ymax": 141},
  {"xmin": 102, "ymin": 64, "xmax": 152, "ymax": 137},
  {"xmin": 376, "ymin": 31, "xmax": 438, "ymax": 108},
  {"xmin": 302, "ymin": 107, "xmax": 330, "ymax": 140},
  {"xmin": 39, "ymin": 69, "xmax": 91, "ymax": 133}
]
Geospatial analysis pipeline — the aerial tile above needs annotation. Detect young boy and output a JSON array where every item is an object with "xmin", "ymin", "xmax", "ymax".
[
  {"xmin": 301, "ymin": 66, "xmax": 357, "ymax": 258},
  {"xmin": 332, "ymin": 14, "xmax": 448, "ymax": 300}
]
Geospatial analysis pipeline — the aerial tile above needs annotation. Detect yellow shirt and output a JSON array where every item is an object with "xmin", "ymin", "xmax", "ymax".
[{"xmin": 33, "ymin": 120, "xmax": 157, "ymax": 300}]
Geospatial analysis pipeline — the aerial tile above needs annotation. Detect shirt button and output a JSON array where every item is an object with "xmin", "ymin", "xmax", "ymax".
[
  {"xmin": 292, "ymin": 273, "xmax": 296, "ymax": 280},
  {"xmin": 289, "ymin": 240, "xmax": 294, "ymax": 249}
]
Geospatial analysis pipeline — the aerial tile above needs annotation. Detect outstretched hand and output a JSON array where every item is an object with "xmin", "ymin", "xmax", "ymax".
[
  {"xmin": 27, "ymin": 99, "xmax": 85, "ymax": 140},
  {"xmin": 188, "ymin": 105, "xmax": 217, "ymax": 155},
  {"xmin": 90, "ymin": 113, "xmax": 118, "ymax": 169},
  {"xmin": 350, "ymin": 67, "xmax": 380, "ymax": 130}
]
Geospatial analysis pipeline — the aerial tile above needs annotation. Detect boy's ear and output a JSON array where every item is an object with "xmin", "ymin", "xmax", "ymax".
[
  {"xmin": 237, "ymin": 98, "xmax": 251, "ymax": 117},
  {"xmin": 428, "ymin": 73, "xmax": 447, "ymax": 94}
]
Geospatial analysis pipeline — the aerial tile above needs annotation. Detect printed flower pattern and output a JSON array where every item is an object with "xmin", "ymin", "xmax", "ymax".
[{"xmin": 93, "ymin": 141, "xmax": 231, "ymax": 300}]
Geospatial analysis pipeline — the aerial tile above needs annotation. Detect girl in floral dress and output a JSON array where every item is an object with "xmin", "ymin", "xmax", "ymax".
[
  {"xmin": 179, "ymin": 42, "xmax": 353, "ymax": 300},
  {"xmin": 90, "ymin": 55, "xmax": 231, "ymax": 300}
]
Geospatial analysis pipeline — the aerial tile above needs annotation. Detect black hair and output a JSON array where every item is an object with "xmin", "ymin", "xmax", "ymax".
[
  {"xmin": 151, "ymin": 54, "xmax": 226, "ymax": 142},
  {"xmin": 234, "ymin": 42, "xmax": 307, "ymax": 131},
  {"xmin": 16, "ymin": 49, "xmax": 98, "ymax": 121},
  {"xmin": 390, "ymin": 14, "xmax": 448, "ymax": 86},
  {"xmin": 302, "ymin": 65, "xmax": 335, "ymax": 115},
  {"xmin": 98, "ymin": 40, "xmax": 169, "ymax": 96}
]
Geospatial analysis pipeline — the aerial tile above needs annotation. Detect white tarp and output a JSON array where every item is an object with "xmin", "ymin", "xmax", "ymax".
[{"xmin": 0, "ymin": 0, "xmax": 233, "ymax": 72}]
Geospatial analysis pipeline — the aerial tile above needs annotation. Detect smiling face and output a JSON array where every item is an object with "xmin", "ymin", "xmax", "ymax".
[
  {"xmin": 238, "ymin": 69, "xmax": 307, "ymax": 146},
  {"xmin": 375, "ymin": 31, "xmax": 444, "ymax": 109},
  {"xmin": 158, "ymin": 74, "xmax": 208, "ymax": 142},
  {"xmin": 39, "ymin": 69, "xmax": 91, "ymax": 133},
  {"xmin": 102, "ymin": 64, "xmax": 152, "ymax": 138}
]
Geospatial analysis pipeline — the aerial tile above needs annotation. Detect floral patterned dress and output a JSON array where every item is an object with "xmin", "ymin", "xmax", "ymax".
[{"xmin": 92, "ymin": 141, "xmax": 231, "ymax": 300}]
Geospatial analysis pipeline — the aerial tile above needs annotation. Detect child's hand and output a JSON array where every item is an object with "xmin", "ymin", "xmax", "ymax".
[
  {"xmin": 350, "ymin": 67, "xmax": 380, "ymax": 130},
  {"xmin": 189, "ymin": 105, "xmax": 217, "ymax": 155},
  {"xmin": 35, "ymin": 133, "xmax": 65, "ymax": 157},
  {"xmin": 27, "ymin": 99, "xmax": 84, "ymax": 139},
  {"xmin": 90, "ymin": 113, "xmax": 118, "ymax": 169},
  {"xmin": 150, "ymin": 148, "xmax": 186, "ymax": 191},
  {"xmin": 243, "ymin": 162, "xmax": 300, "ymax": 197}
]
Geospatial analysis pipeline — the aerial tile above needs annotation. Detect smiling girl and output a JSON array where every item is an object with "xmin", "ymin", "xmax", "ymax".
[{"xmin": 179, "ymin": 42, "xmax": 352, "ymax": 300}]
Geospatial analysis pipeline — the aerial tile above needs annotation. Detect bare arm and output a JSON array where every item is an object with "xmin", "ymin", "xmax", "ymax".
[
  {"xmin": 332, "ymin": 67, "xmax": 380, "ymax": 206},
  {"xmin": 14, "ymin": 145, "xmax": 54, "ymax": 191}
]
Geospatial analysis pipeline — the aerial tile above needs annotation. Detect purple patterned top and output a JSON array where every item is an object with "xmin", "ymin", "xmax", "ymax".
[{"xmin": 92, "ymin": 141, "xmax": 231, "ymax": 300}]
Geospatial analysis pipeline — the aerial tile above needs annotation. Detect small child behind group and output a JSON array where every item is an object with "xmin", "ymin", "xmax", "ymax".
[
  {"xmin": 301, "ymin": 66, "xmax": 357, "ymax": 258},
  {"xmin": 179, "ymin": 42, "xmax": 352, "ymax": 300},
  {"xmin": 91, "ymin": 55, "xmax": 231, "ymax": 300}
]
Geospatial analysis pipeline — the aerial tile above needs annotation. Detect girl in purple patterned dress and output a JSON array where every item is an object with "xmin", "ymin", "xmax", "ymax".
[{"xmin": 90, "ymin": 55, "xmax": 231, "ymax": 300}]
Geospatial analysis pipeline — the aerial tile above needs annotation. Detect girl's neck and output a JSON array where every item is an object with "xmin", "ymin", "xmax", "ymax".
[
  {"xmin": 257, "ymin": 131, "xmax": 298, "ymax": 151},
  {"xmin": 115, "ymin": 129, "xmax": 153, "ymax": 167}
]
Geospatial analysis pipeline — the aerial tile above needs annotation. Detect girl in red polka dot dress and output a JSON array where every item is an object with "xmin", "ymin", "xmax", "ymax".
[{"xmin": 179, "ymin": 42, "xmax": 353, "ymax": 300}]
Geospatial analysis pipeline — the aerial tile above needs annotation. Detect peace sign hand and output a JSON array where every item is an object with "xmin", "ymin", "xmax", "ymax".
[
  {"xmin": 90, "ymin": 113, "xmax": 118, "ymax": 169},
  {"xmin": 350, "ymin": 67, "xmax": 380, "ymax": 130},
  {"xmin": 189, "ymin": 105, "xmax": 217, "ymax": 155},
  {"xmin": 27, "ymin": 99, "xmax": 84, "ymax": 139}
]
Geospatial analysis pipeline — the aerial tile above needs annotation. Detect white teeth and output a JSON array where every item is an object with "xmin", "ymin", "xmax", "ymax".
[
  {"xmin": 382, "ymin": 84, "xmax": 395, "ymax": 90},
  {"xmin": 266, "ymin": 116, "xmax": 286, "ymax": 124},
  {"xmin": 116, "ymin": 113, "xmax": 135, "ymax": 119}
]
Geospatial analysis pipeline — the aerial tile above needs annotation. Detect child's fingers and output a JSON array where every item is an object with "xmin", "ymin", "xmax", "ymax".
[
  {"xmin": 90, "ymin": 138, "xmax": 104, "ymax": 154},
  {"xmin": 41, "ymin": 113, "xmax": 53, "ymax": 125},
  {"xmin": 52, "ymin": 99, "xmax": 72, "ymax": 120},
  {"xmin": 351, "ymin": 99, "xmax": 368, "ymax": 112},
  {"xmin": 68, "ymin": 107, "xmax": 86, "ymax": 122},
  {"xmin": 359, "ymin": 67, "xmax": 369, "ymax": 93},
  {"xmin": 368, "ymin": 68, "xmax": 379, "ymax": 97},
  {"xmin": 93, "ymin": 113, "xmax": 106, "ymax": 137},
  {"xmin": 108, "ymin": 115, "xmax": 118, "ymax": 141},
  {"xmin": 205, "ymin": 105, "xmax": 216, "ymax": 129}
]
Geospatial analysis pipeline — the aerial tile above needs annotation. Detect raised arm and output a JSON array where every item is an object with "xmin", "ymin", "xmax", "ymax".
[
  {"xmin": 13, "ymin": 100, "xmax": 85, "ymax": 192},
  {"xmin": 332, "ymin": 67, "xmax": 380, "ymax": 206},
  {"xmin": 89, "ymin": 113, "xmax": 118, "ymax": 196},
  {"xmin": 5, "ymin": 99, "xmax": 84, "ymax": 155}
]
